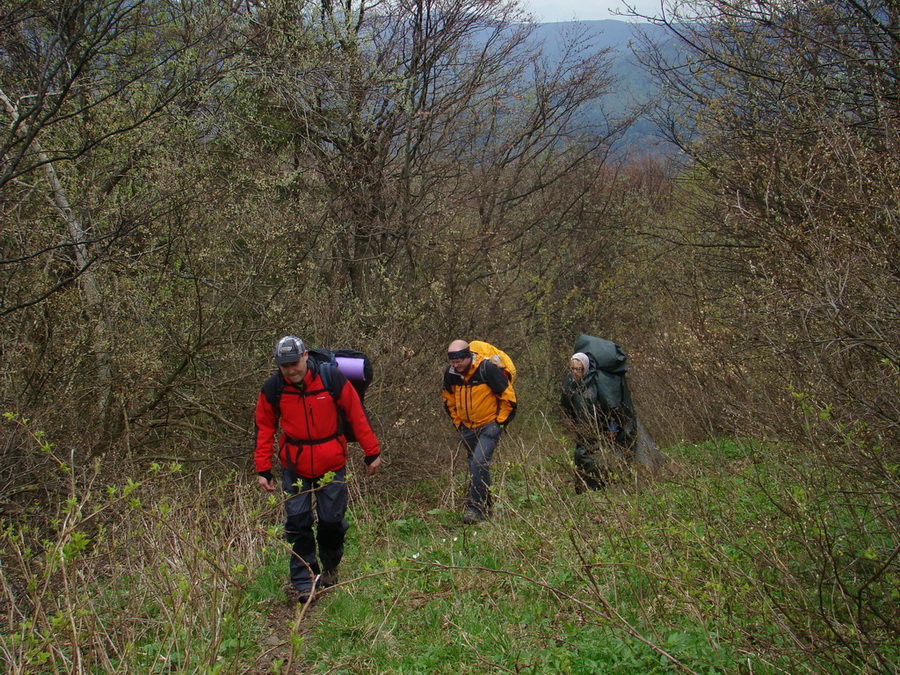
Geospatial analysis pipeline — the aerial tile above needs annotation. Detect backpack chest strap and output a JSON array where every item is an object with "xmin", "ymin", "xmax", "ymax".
[{"xmin": 284, "ymin": 431, "xmax": 343, "ymax": 446}]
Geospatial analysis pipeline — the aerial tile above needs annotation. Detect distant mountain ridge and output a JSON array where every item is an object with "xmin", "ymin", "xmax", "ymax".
[
  {"xmin": 529, "ymin": 19, "xmax": 675, "ymax": 154},
  {"xmin": 530, "ymin": 19, "xmax": 654, "ymax": 52}
]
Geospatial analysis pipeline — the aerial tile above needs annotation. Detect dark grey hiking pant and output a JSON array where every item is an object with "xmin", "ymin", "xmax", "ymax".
[
  {"xmin": 281, "ymin": 466, "xmax": 349, "ymax": 594},
  {"xmin": 459, "ymin": 422, "xmax": 502, "ymax": 517}
]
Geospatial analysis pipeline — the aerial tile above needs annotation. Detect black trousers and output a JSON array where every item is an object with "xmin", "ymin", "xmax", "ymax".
[{"xmin": 281, "ymin": 466, "xmax": 350, "ymax": 593}]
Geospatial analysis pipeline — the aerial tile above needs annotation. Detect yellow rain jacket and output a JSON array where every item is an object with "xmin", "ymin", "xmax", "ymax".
[{"xmin": 442, "ymin": 353, "xmax": 517, "ymax": 429}]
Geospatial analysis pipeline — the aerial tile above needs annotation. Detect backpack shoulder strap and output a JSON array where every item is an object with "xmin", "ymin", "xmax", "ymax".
[
  {"xmin": 261, "ymin": 372, "xmax": 285, "ymax": 419},
  {"xmin": 315, "ymin": 361, "xmax": 343, "ymax": 403}
]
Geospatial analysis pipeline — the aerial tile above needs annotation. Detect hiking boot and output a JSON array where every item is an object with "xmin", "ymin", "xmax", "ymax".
[
  {"xmin": 296, "ymin": 588, "xmax": 316, "ymax": 605},
  {"xmin": 320, "ymin": 568, "xmax": 339, "ymax": 588},
  {"xmin": 462, "ymin": 508, "xmax": 485, "ymax": 525}
]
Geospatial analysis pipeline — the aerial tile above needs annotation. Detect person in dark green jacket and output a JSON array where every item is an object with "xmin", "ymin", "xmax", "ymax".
[
  {"xmin": 560, "ymin": 352, "xmax": 625, "ymax": 491},
  {"xmin": 561, "ymin": 336, "xmax": 666, "ymax": 491}
]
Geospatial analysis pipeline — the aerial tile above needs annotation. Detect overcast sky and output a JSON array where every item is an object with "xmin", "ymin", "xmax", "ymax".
[{"xmin": 525, "ymin": 0, "xmax": 663, "ymax": 22}]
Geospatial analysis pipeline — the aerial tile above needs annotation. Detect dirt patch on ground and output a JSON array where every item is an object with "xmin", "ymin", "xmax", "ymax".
[{"xmin": 250, "ymin": 589, "xmax": 320, "ymax": 674}]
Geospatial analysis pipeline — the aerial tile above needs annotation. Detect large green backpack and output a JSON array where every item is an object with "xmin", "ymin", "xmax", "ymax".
[{"xmin": 572, "ymin": 334, "xmax": 631, "ymax": 413}]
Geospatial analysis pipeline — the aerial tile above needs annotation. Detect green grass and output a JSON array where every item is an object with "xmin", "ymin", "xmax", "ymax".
[
  {"xmin": 273, "ymin": 438, "xmax": 897, "ymax": 674},
  {"xmin": 1, "ymin": 438, "xmax": 897, "ymax": 673}
]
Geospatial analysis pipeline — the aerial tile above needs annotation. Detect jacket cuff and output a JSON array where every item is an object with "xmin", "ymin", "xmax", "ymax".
[
  {"xmin": 258, "ymin": 470, "xmax": 273, "ymax": 481},
  {"xmin": 364, "ymin": 452, "xmax": 380, "ymax": 465}
]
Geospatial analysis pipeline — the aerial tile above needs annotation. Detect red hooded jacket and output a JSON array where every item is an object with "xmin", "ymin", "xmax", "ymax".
[{"xmin": 254, "ymin": 362, "xmax": 380, "ymax": 479}]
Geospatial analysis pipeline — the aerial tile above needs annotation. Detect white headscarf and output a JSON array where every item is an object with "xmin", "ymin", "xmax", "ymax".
[{"xmin": 570, "ymin": 352, "xmax": 590, "ymax": 373}]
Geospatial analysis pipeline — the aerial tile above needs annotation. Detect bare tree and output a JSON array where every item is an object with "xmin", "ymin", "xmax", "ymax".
[
  {"xmin": 234, "ymin": 0, "xmax": 629, "ymax": 303},
  {"xmin": 0, "ymin": 0, "xmax": 235, "ymax": 439},
  {"xmin": 635, "ymin": 0, "xmax": 899, "ymax": 435}
]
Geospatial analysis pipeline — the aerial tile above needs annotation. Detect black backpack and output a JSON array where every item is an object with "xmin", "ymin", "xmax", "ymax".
[{"xmin": 262, "ymin": 348, "xmax": 374, "ymax": 443}]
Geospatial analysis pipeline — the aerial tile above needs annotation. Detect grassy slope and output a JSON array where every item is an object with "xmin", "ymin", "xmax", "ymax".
[
  {"xmin": 272, "ymin": 445, "xmax": 744, "ymax": 674},
  {"xmin": 2, "ymin": 436, "xmax": 895, "ymax": 674},
  {"xmin": 250, "ymin": 438, "xmax": 896, "ymax": 674}
]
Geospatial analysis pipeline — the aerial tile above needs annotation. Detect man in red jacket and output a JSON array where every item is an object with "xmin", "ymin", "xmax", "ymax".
[{"xmin": 255, "ymin": 336, "xmax": 381, "ymax": 603}]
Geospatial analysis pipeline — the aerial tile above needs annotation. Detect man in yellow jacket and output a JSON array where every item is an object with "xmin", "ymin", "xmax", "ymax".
[{"xmin": 442, "ymin": 339, "xmax": 517, "ymax": 523}]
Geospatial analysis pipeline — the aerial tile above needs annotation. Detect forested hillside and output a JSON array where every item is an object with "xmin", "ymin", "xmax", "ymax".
[{"xmin": 1, "ymin": 1, "xmax": 896, "ymax": 672}]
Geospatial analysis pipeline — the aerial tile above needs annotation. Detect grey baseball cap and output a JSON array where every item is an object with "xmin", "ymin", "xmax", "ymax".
[{"xmin": 273, "ymin": 336, "xmax": 305, "ymax": 365}]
